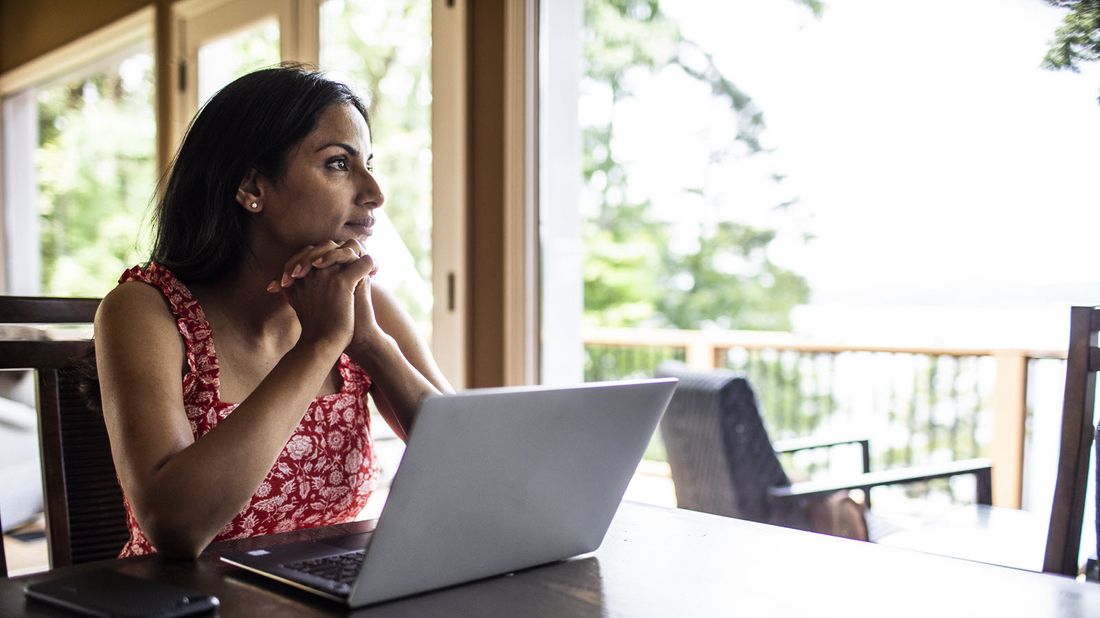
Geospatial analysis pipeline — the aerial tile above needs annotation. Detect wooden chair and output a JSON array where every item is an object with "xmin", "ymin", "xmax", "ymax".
[
  {"xmin": 1044, "ymin": 306, "xmax": 1100, "ymax": 576},
  {"xmin": 655, "ymin": 361, "xmax": 993, "ymax": 542},
  {"xmin": 0, "ymin": 296, "xmax": 128, "ymax": 576}
]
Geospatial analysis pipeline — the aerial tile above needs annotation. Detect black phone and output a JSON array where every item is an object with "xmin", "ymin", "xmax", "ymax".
[{"xmin": 24, "ymin": 569, "xmax": 219, "ymax": 618}]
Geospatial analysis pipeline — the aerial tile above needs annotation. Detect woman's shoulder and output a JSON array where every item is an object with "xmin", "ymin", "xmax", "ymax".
[
  {"xmin": 94, "ymin": 278, "xmax": 187, "ymax": 417},
  {"xmin": 106, "ymin": 262, "xmax": 203, "ymax": 325},
  {"xmin": 95, "ymin": 281, "xmax": 186, "ymax": 373},
  {"xmin": 118, "ymin": 262, "xmax": 184, "ymax": 290},
  {"xmin": 96, "ymin": 279, "xmax": 178, "ymax": 336}
]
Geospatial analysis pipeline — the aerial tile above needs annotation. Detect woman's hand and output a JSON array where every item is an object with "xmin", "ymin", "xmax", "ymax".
[
  {"xmin": 266, "ymin": 239, "xmax": 375, "ymax": 291},
  {"xmin": 270, "ymin": 239, "xmax": 454, "ymax": 440},
  {"xmin": 269, "ymin": 241, "xmax": 375, "ymax": 351}
]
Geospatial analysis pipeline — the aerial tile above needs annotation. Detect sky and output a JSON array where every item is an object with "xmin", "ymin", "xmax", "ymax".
[{"xmin": 610, "ymin": 0, "xmax": 1100, "ymax": 349}]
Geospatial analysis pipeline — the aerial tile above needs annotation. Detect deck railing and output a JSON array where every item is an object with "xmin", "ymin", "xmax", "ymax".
[{"xmin": 583, "ymin": 327, "xmax": 1067, "ymax": 509}]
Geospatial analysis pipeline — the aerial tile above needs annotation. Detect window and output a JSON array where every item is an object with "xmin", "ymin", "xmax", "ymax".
[
  {"xmin": 539, "ymin": 0, "xmax": 1100, "ymax": 533},
  {"xmin": 173, "ymin": 0, "xmax": 293, "ymax": 144},
  {"xmin": 196, "ymin": 18, "xmax": 280, "ymax": 104},
  {"xmin": 1, "ymin": 13, "xmax": 155, "ymax": 297}
]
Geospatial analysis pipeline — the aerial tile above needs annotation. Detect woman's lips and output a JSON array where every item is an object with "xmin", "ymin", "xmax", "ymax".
[{"xmin": 344, "ymin": 218, "xmax": 374, "ymax": 236}]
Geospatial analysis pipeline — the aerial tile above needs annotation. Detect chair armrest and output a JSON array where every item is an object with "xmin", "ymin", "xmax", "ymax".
[
  {"xmin": 768, "ymin": 458, "xmax": 993, "ymax": 505},
  {"xmin": 773, "ymin": 435, "xmax": 871, "ymax": 475},
  {"xmin": 773, "ymin": 435, "xmax": 869, "ymax": 455}
]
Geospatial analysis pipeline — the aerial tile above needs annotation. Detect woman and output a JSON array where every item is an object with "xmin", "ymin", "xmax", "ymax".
[{"xmin": 94, "ymin": 65, "xmax": 451, "ymax": 560}]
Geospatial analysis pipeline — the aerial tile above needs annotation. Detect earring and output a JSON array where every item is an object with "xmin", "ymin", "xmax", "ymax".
[{"xmin": 249, "ymin": 202, "xmax": 259, "ymax": 210}]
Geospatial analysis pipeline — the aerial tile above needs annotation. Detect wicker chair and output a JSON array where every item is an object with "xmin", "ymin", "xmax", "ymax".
[
  {"xmin": 0, "ymin": 296, "xmax": 128, "ymax": 576},
  {"xmin": 655, "ymin": 362, "xmax": 993, "ymax": 541}
]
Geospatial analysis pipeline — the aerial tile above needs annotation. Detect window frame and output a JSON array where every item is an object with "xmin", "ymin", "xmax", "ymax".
[{"xmin": 170, "ymin": 0, "xmax": 307, "ymax": 150}]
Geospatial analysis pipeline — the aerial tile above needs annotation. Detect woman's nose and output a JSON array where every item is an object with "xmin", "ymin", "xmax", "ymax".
[{"xmin": 359, "ymin": 168, "xmax": 384, "ymax": 209}]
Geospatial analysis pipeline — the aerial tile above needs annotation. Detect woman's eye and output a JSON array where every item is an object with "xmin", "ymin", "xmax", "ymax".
[
  {"xmin": 366, "ymin": 161, "xmax": 375, "ymax": 173},
  {"xmin": 327, "ymin": 157, "xmax": 349, "ymax": 171}
]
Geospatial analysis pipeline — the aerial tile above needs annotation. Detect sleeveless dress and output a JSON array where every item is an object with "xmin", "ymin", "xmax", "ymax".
[{"xmin": 116, "ymin": 263, "xmax": 380, "ymax": 557}]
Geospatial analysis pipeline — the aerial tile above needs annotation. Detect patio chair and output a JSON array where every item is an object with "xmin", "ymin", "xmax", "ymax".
[
  {"xmin": 655, "ymin": 361, "xmax": 993, "ymax": 542},
  {"xmin": 0, "ymin": 296, "xmax": 128, "ymax": 576}
]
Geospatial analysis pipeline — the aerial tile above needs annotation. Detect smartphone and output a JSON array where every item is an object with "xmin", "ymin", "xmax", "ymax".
[{"xmin": 24, "ymin": 569, "xmax": 219, "ymax": 618}]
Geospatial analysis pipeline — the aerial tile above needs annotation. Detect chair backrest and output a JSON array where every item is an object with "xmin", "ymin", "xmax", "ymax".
[
  {"xmin": 655, "ymin": 362, "xmax": 801, "ymax": 527},
  {"xmin": 1045, "ymin": 306, "xmax": 1100, "ymax": 576},
  {"xmin": 0, "ymin": 296, "xmax": 128, "ymax": 573}
]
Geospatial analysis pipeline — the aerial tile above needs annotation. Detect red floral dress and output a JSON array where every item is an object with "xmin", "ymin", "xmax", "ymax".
[{"xmin": 116, "ymin": 263, "xmax": 379, "ymax": 557}]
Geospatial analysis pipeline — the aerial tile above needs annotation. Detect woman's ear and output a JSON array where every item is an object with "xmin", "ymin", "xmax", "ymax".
[{"xmin": 236, "ymin": 169, "xmax": 264, "ymax": 213}]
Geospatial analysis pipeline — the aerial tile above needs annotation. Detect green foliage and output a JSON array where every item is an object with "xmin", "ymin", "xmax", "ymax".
[
  {"xmin": 36, "ymin": 53, "xmax": 156, "ymax": 297},
  {"xmin": 797, "ymin": 0, "xmax": 826, "ymax": 17},
  {"xmin": 656, "ymin": 222, "xmax": 810, "ymax": 331},
  {"xmin": 1044, "ymin": 0, "xmax": 1100, "ymax": 70},
  {"xmin": 1043, "ymin": 0, "xmax": 1100, "ymax": 101},
  {"xmin": 582, "ymin": 0, "xmax": 812, "ymax": 330},
  {"xmin": 583, "ymin": 202, "xmax": 666, "ymax": 327}
]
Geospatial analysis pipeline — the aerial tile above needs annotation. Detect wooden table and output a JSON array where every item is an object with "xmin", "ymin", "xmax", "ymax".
[
  {"xmin": 2, "ymin": 501, "xmax": 1099, "ymax": 617},
  {"xmin": 875, "ymin": 504, "xmax": 1050, "ymax": 572}
]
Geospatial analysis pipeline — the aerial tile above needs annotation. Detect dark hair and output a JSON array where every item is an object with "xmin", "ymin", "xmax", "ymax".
[{"xmin": 151, "ymin": 64, "xmax": 369, "ymax": 283}]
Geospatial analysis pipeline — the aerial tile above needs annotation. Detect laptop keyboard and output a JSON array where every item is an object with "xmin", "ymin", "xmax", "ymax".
[{"xmin": 284, "ymin": 550, "xmax": 366, "ymax": 586}]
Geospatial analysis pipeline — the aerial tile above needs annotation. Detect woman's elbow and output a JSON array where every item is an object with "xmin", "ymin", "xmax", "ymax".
[
  {"xmin": 146, "ymin": 523, "xmax": 209, "ymax": 560},
  {"xmin": 153, "ymin": 539, "xmax": 206, "ymax": 561},
  {"xmin": 136, "ymin": 505, "xmax": 212, "ymax": 560}
]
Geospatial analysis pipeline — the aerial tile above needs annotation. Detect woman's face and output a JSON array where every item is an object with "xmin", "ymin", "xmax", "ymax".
[{"xmin": 254, "ymin": 103, "xmax": 383, "ymax": 251}]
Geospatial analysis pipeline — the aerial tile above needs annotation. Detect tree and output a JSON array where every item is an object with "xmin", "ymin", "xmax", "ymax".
[
  {"xmin": 1043, "ymin": 0, "xmax": 1100, "ymax": 102},
  {"xmin": 582, "ymin": 0, "xmax": 816, "ymax": 331}
]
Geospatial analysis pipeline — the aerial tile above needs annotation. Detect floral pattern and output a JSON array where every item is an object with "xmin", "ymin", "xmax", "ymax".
[{"xmin": 116, "ymin": 263, "xmax": 379, "ymax": 557}]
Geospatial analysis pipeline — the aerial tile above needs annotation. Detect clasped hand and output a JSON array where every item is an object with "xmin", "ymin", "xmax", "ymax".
[{"xmin": 266, "ymin": 239, "xmax": 381, "ymax": 352}]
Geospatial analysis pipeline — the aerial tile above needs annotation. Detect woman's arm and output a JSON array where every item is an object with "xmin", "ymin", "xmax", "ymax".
[
  {"xmin": 279, "ymin": 240, "xmax": 454, "ymax": 440},
  {"xmin": 348, "ymin": 284, "xmax": 454, "ymax": 440},
  {"xmin": 97, "ymin": 260, "xmax": 369, "ymax": 559}
]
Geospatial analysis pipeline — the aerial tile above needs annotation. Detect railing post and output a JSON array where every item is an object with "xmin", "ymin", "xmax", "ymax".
[
  {"xmin": 684, "ymin": 335, "xmax": 718, "ymax": 370},
  {"xmin": 990, "ymin": 351, "xmax": 1028, "ymax": 508}
]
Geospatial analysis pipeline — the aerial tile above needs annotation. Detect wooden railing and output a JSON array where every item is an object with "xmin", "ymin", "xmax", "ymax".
[{"xmin": 583, "ymin": 327, "xmax": 1067, "ymax": 509}]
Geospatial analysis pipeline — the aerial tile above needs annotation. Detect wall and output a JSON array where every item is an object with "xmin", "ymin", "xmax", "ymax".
[
  {"xmin": 468, "ymin": 0, "xmax": 506, "ymax": 387},
  {"xmin": 0, "ymin": 0, "xmax": 154, "ymax": 74}
]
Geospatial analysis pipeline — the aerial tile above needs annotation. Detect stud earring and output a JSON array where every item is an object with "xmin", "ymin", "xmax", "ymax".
[{"xmin": 249, "ymin": 202, "xmax": 259, "ymax": 210}]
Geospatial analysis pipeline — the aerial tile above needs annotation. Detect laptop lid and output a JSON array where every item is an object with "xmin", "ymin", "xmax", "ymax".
[{"xmin": 348, "ymin": 378, "xmax": 677, "ymax": 606}]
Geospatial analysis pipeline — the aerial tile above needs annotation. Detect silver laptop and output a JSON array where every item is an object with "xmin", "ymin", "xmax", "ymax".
[{"xmin": 219, "ymin": 378, "xmax": 677, "ymax": 607}]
